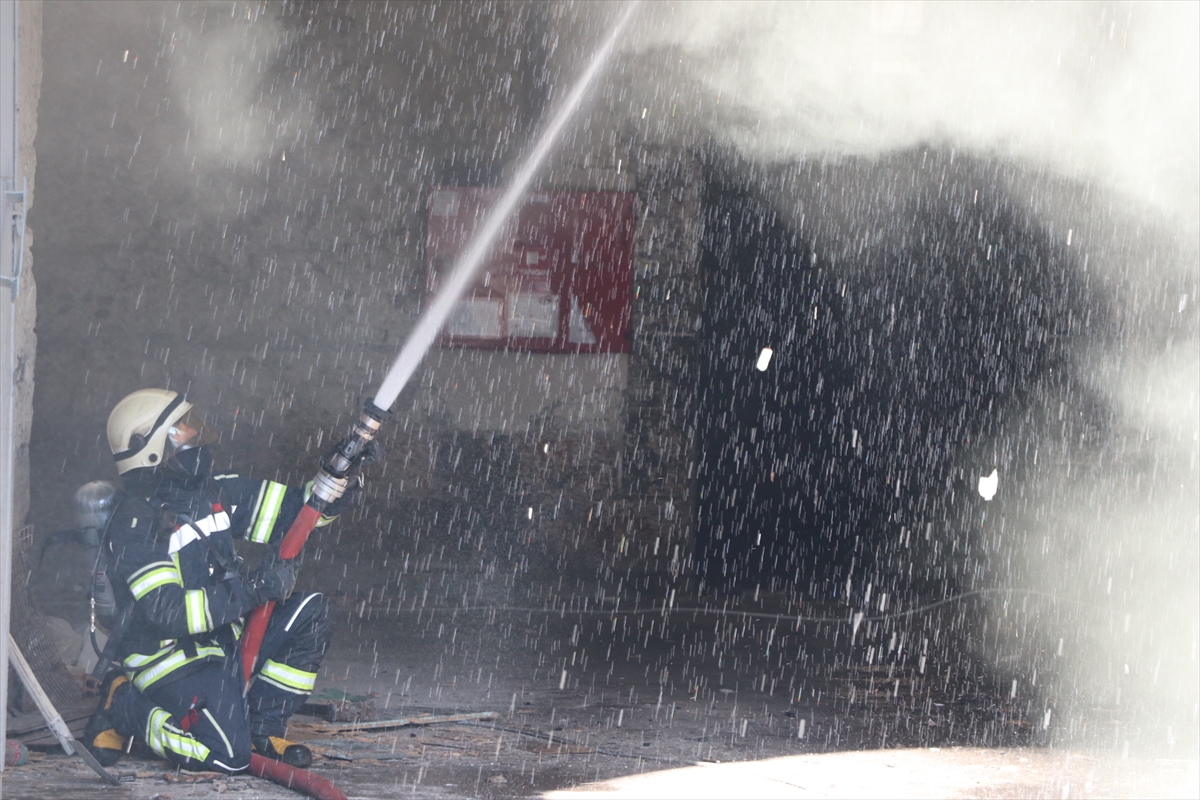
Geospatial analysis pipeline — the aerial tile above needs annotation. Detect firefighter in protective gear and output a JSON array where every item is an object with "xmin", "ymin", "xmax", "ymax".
[{"xmin": 84, "ymin": 388, "xmax": 356, "ymax": 772}]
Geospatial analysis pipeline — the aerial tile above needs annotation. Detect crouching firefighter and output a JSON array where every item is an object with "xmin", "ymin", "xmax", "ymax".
[{"xmin": 82, "ymin": 388, "xmax": 380, "ymax": 773}]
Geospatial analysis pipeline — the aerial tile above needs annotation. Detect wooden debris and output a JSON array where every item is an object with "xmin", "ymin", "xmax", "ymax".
[
  {"xmin": 8, "ymin": 703, "xmax": 92, "ymax": 746},
  {"xmin": 311, "ymin": 710, "xmax": 497, "ymax": 734},
  {"xmin": 163, "ymin": 771, "xmax": 220, "ymax": 784}
]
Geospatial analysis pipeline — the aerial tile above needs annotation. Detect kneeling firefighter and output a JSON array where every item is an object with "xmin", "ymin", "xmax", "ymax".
[{"xmin": 82, "ymin": 388, "xmax": 379, "ymax": 773}]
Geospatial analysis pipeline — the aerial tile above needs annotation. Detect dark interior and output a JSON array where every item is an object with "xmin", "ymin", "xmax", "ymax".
[{"xmin": 695, "ymin": 152, "xmax": 1111, "ymax": 601}]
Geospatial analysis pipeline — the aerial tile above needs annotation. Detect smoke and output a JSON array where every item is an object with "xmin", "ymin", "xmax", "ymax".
[
  {"xmin": 76, "ymin": 0, "xmax": 318, "ymax": 233},
  {"xmin": 42, "ymin": 0, "xmax": 1193, "ymax": 755},
  {"xmin": 157, "ymin": 2, "xmax": 305, "ymax": 168},
  {"xmin": 618, "ymin": 1, "xmax": 1198, "ymax": 752},
  {"xmin": 626, "ymin": 1, "xmax": 1198, "ymax": 239}
]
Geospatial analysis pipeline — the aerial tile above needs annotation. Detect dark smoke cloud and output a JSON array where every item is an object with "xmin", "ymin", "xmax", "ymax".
[{"xmin": 615, "ymin": 0, "xmax": 1198, "ymax": 752}]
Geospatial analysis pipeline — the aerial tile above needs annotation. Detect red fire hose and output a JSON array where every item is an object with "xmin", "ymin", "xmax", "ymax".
[
  {"xmin": 250, "ymin": 753, "xmax": 348, "ymax": 800},
  {"xmin": 240, "ymin": 401, "xmax": 388, "ymax": 799},
  {"xmin": 241, "ymin": 504, "xmax": 322, "ymax": 681},
  {"xmin": 242, "ymin": 402, "xmax": 388, "ymax": 681}
]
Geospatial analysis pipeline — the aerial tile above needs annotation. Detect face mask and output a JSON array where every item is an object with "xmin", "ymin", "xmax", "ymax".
[
  {"xmin": 166, "ymin": 408, "xmax": 204, "ymax": 452},
  {"xmin": 169, "ymin": 446, "xmax": 213, "ymax": 480}
]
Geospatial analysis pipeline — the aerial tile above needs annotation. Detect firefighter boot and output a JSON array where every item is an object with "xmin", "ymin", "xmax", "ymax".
[
  {"xmin": 251, "ymin": 735, "xmax": 312, "ymax": 768},
  {"xmin": 83, "ymin": 672, "xmax": 131, "ymax": 767}
]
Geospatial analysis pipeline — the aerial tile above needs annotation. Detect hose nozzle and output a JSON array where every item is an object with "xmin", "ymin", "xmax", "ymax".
[{"xmin": 308, "ymin": 400, "xmax": 391, "ymax": 509}]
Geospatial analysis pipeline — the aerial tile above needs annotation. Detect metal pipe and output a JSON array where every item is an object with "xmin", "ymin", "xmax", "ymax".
[{"xmin": 8, "ymin": 634, "xmax": 120, "ymax": 785}]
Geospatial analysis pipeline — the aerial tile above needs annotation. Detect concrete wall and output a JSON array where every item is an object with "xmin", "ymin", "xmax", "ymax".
[
  {"xmin": 1, "ymin": 0, "xmax": 43, "ymax": 753},
  {"xmin": 13, "ymin": 0, "xmax": 40, "ymax": 539},
  {"xmin": 26, "ymin": 2, "xmax": 701, "ymax": 619}
]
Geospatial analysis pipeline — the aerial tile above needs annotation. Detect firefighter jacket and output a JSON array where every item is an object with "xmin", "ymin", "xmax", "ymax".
[{"xmin": 104, "ymin": 449, "xmax": 322, "ymax": 692}]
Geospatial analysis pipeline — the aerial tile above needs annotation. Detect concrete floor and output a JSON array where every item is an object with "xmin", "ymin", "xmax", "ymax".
[
  {"xmin": 5, "ymin": 741, "xmax": 1196, "ymax": 800},
  {"xmin": 4, "ymin": 592, "xmax": 1195, "ymax": 796},
  {"xmin": 10, "ymin": 589, "xmax": 1196, "ymax": 799}
]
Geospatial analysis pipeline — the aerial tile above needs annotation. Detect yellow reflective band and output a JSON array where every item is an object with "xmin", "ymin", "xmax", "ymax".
[
  {"xmin": 128, "ymin": 561, "xmax": 183, "ymax": 600},
  {"xmin": 145, "ymin": 708, "xmax": 210, "ymax": 763},
  {"xmin": 131, "ymin": 645, "xmax": 225, "ymax": 692},
  {"xmin": 184, "ymin": 589, "xmax": 212, "ymax": 635},
  {"xmin": 248, "ymin": 481, "xmax": 287, "ymax": 543},
  {"xmin": 121, "ymin": 642, "xmax": 174, "ymax": 669},
  {"xmin": 258, "ymin": 659, "xmax": 317, "ymax": 694},
  {"xmin": 231, "ymin": 620, "xmax": 244, "ymax": 640},
  {"xmin": 145, "ymin": 708, "xmax": 170, "ymax": 756}
]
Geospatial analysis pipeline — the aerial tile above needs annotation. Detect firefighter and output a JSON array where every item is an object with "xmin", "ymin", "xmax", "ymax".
[{"xmin": 83, "ymin": 388, "xmax": 364, "ymax": 772}]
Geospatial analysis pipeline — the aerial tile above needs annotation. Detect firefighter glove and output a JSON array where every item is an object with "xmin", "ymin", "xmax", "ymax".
[
  {"xmin": 246, "ymin": 557, "xmax": 297, "ymax": 607},
  {"xmin": 325, "ymin": 436, "xmax": 385, "ymax": 475},
  {"xmin": 358, "ymin": 439, "xmax": 385, "ymax": 467}
]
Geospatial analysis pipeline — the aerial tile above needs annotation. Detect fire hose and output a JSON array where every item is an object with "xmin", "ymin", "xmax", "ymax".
[
  {"xmin": 241, "ymin": 399, "xmax": 390, "ymax": 683},
  {"xmin": 249, "ymin": 752, "xmax": 348, "ymax": 800},
  {"xmin": 239, "ymin": 400, "xmax": 387, "ymax": 800},
  {"xmin": 235, "ymin": 9, "xmax": 638, "ymax": 796}
]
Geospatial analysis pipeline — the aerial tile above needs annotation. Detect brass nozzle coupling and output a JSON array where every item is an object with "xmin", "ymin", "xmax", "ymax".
[
  {"xmin": 309, "ymin": 468, "xmax": 351, "ymax": 508},
  {"xmin": 310, "ymin": 400, "xmax": 392, "ymax": 510}
]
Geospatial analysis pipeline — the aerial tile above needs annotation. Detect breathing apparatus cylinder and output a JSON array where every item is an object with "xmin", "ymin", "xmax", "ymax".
[{"xmin": 75, "ymin": 481, "xmax": 120, "ymax": 627}]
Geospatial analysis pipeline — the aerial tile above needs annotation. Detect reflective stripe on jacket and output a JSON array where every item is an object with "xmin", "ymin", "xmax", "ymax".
[{"xmin": 105, "ymin": 470, "xmax": 308, "ymax": 690}]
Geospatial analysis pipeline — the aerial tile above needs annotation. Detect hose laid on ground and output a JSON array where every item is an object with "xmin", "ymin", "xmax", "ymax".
[{"xmin": 250, "ymin": 753, "xmax": 347, "ymax": 800}]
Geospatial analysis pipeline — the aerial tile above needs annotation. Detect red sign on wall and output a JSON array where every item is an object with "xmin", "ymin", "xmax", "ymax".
[{"xmin": 426, "ymin": 187, "xmax": 634, "ymax": 354}]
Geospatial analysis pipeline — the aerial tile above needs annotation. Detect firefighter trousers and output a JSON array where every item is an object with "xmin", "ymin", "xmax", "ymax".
[{"xmin": 111, "ymin": 591, "xmax": 331, "ymax": 773}]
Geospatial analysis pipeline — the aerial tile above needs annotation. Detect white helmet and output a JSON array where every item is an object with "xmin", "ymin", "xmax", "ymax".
[{"xmin": 107, "ymin": 389, "xmax": 193, "ymax": 474}]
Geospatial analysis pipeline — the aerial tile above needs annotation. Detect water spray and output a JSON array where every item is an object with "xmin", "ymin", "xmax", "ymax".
[
  {"xmin": 371, "ymin": 1, "xmax": 640, "ymax": 412},
  {"xmin": 242, "ymin": 3, "xmax": 640, "ymax": 687}
]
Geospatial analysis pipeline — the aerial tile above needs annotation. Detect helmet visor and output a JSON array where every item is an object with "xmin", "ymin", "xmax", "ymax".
[{"xmin": 166, "ymin": 408, "xmax": 204, "ymax": 452}]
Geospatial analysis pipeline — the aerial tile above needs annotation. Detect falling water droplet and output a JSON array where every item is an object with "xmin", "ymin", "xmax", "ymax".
[{"xmin": 755, "ymin": 347, "xmax": 773, "ymax": 371}]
